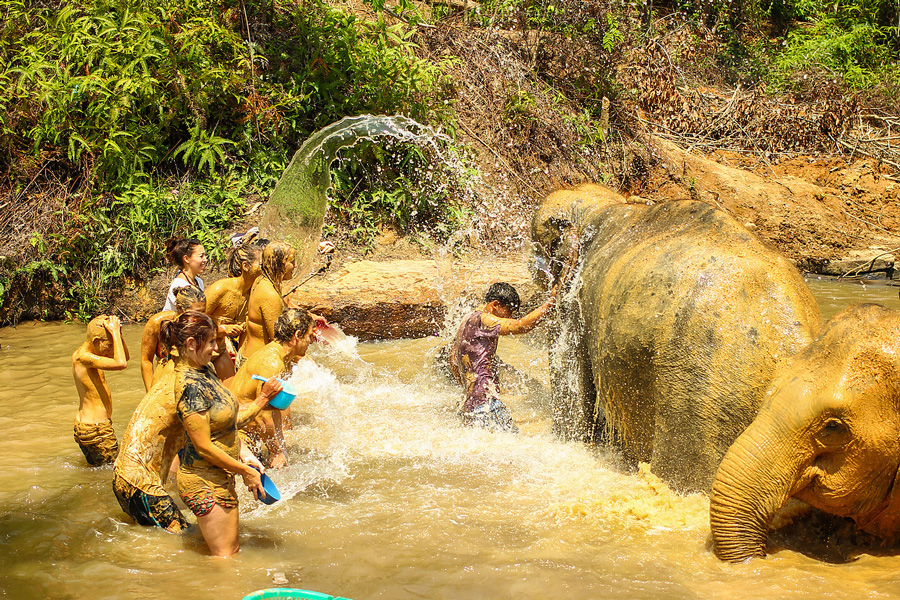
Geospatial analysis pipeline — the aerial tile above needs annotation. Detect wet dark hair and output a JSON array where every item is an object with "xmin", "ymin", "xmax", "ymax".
[
  {"xmin": 174, "ymin": 285, "xmax": 207, "ymax": 312},
  {"xmin": 227, "ymin": 238, "xmax": 268, "ymax": 277},
  {"xmin": 159, "ymin": 310, "xmax": 216, "ymax": 353},
  {"xmin": 260, "ymin": 241, "xmax": 294, "ymax": 284},
  {"xmin": 485, "ymin": 282, "xmax": 521, "ymax": 312},
  {"xmin": 166, "ymin": 236, "xmax": 203, "ymax": 268},
  {"xmin": 273, "ymin": 308, "xmax": 313, "ymax": 343}
]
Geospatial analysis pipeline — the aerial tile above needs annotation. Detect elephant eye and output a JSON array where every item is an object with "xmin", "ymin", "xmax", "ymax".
[{"xmin": 819, "ymin": 418, "xmax": 850, "ymax": 446}]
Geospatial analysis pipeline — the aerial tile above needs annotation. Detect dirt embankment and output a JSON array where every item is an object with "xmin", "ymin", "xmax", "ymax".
[
  {"xmin": 126, "ymin": 140, "xmax": 900, "ymax": 340},
  {"xmin": 39, "ymin": 13, "xmax": 900, "ymax": 327},
  {"xmin": 646, "ymin": 139, "xmax": 900, "ymax": 277}
]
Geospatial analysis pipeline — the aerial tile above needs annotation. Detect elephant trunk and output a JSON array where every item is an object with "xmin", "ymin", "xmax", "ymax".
[{"xmin": 710, "ymin": 423, "xmax": 804, "ymax": 562}]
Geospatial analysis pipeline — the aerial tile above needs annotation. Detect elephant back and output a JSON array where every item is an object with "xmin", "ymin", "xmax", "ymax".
[{"xmin": 550, "ymin": 196, "xmax": 821, "ymax": 492}]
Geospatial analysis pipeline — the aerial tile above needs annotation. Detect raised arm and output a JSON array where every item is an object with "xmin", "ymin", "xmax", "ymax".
[
  {"xmin": 486, "ymin": 289, "xmax": 559, "ymax": 336},
  {"xmin": 235, "ymin": 376, "xmax": 282, "ymax": 429},
  {"xmin": 81, "ymin": 317, "xmax": 129, "ymax": 371},
  {"xmin": 492, "ymin": 230, "xmax": 579, "ymax": 336},
  {"xmin": 107, "ymin": 316, "xmax": 128, "ymax": 368}
]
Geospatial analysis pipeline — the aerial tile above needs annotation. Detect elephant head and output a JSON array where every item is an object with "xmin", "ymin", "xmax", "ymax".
[
  {"xmin": 530, "ymin": 183, "xmax": 623, "ymax": 289},
  {"xmin": 710, "ymin": 303, "xmax": 900, "ymax": 562}
]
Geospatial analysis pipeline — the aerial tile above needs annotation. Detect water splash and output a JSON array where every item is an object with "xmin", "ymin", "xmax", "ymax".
[
  {"xmin": 314, "ymin": 322, "xmax": 363, "ymax": 363},
  {"xmin": 258, "ymin": 114, "xmax": 470, "ymax": 287},
  {"xmin": 246, "ymin": 357, "xmax": 350, "ymax": 508},
  {"xmin": 545, "ymin": 235, "xmax": 592, "ymax": 440}
]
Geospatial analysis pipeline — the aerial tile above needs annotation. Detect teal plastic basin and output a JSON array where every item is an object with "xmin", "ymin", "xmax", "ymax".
[{"xmin": 241, "ymin": 589, "xmax": 352, "ymax": 600}]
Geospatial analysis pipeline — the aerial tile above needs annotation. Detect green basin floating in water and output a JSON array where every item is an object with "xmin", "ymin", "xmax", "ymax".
[{"xmin": 242, "ymin": 589, "xmax": 352, "ymax": 600}]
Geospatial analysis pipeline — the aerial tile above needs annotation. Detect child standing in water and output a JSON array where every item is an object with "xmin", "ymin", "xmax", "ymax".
[
  {"xmin": 449, "ymin": 282, "xmax": 559, "ymax": 432},
  {"xmin": 71, "ymin": 315, "xmax": 130, "ymax": 465}
]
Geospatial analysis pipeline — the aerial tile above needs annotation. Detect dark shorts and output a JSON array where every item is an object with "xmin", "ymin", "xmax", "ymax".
[
  {"xmin": 460, "ymin": 397, "xmax": 519, "ymax": 433},
  {"xmin": 74, "ymin": 420, "xmax": 119, "ymax": 466},
  {"xmin": 112, "ymin": 474, "xmax": 189, "ymax": 533}
]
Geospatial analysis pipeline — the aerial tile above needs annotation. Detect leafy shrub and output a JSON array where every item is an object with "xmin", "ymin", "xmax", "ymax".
[
  {"xmin": 0, "ymin": 0, "xmax": 454, "ymax": 322},
  {"xmin": 767, "ymin": 6, "xmax": 898, "ymax": 90},
  {"xmin": 329, "ymin": 141, "xmax": 474, "ymax": 247}
]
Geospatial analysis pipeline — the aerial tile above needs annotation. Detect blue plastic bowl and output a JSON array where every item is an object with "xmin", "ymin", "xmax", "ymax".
[
  {"xmin": 251, "ymin": 374, "xmax": 298, "ymax": 410},
  {"xmin": 257, "ymin": 472, "xmax": 281, "ymax": 505}
]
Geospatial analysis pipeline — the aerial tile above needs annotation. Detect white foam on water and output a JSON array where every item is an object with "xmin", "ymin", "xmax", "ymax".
[{"xmin": 248, "ymin": 338, "xmax": 709, "ymax": 535}]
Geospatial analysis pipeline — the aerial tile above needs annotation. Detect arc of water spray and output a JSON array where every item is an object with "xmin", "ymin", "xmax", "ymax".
[{"xmin": 258, "ymin": 114, "xmax": 455, "ymax": 291}]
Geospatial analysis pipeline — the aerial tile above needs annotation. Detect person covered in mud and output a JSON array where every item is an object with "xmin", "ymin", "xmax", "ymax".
[
  {"xmin": 237, "ymin": 241, "xmax": 296, "ymax": 368},
  {"xmin": 168, "ymin": 310, "xmax": 283, "ymax": 557},
  {"xmin": 71, "ymin": 315, "xmax": 130, "ymax": 465},
  {"xmin": 229, "ymin": 309, "xmax": 316, "ymax": 469},
  {"xmin": 140, "ymin": 285, "xmax": 207, "ymax": 391},
  {"xmin": 114, "ymin": 310, "xmax": 262, "ymax": 534},
  {"xmin": 163, "ymin": 236, "xmax": 207, "ymax": 312},
  {"xmin": 449, "ymin": 282, "xmax": 559, "ymax": 433},
  {"xmin": 204, "ymin": 234, "xmax": 268, "ymax": 364},
  {"xmin": 113, "ymin": 370, "xmax": 189, "ymax": 533}
]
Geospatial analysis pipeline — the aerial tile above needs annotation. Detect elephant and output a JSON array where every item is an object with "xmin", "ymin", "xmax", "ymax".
[
  {"xmin": 531, "ymin": 183, "xmax": 821, "ymax": 493},
  {"xmin": 711, "ymin": 303, "xmax": 900, "ymax": 562}
]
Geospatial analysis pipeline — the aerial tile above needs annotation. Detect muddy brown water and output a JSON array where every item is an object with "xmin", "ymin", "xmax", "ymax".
[{"xmin": 2, "ymin": 278, "xmax": 900, "ymax": 600}]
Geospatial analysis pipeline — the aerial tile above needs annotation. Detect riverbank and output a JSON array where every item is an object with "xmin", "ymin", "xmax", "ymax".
[
  {"xmin": 5, "ymin": 1, "xmax": 900, "ymax": 326},
  {"xmin": 112, "ymin": 132, "xmax": 900, "ymax": 339}
]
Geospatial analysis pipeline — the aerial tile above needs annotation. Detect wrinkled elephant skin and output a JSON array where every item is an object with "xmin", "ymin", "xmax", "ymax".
[
  {"xmin": 531, "ymin": 184, "xmax": 820, "ymax": 493},
  {"xmin": 711, "ymin": 304, "xmax": 900, "ymax": 562}
]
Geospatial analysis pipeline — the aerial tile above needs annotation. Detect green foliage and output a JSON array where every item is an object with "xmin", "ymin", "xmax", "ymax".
[
  {"xmin": 174, "ymin": 126, "xmax": 235, "ymax": 174},
  {"xmin": 473, "ymin": 0, "xmax": 623, "ymax": 38},
  {"xmin": 685, "ymin": 0, "xmax": 900, "ymax": 93},
  {"xmin": 502, "ymin": 90, "xmax": 538, "ymax": 122},
  {"xmin": 765, "ymin": 3, "xmax": 899, "ymax": 90},
  {"xmin": 0, "ymin": 0, "xmax": 454, "ymax": 321},
  {"xmin": 1, "ymin": 0, "xmax": 451, "ymax": 187},
  {"xmin": 329, "ymin": 141, "xmax": 473, "ymax": 247},
  {"xmin": 561, "ymin": 107, "xmax": 608, "ymax": 147},
  {"xmin": 602, "ymin": 14, "xmax": 625, "ymax": 53},
  {"xmin": 0, "ymin": 179, "xmax": 248, "ymax": 321}
]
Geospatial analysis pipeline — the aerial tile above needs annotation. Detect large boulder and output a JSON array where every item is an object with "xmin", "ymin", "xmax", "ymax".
[{"xmin": 285, "ymin": 258, "xmax": 535, "ymax": 340}]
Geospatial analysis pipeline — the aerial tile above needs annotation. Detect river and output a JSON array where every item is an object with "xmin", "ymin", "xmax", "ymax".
[{"xmin": 1, "ymin": 278, "xmax": 899, "ymax": 600}]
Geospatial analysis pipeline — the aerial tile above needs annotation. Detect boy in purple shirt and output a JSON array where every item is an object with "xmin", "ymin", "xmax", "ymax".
[{"xmin": 449, "ymin": 282, "xmax": 559, "ymax": 432}]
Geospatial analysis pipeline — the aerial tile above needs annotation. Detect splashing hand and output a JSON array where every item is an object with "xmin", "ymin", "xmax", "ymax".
[{"xmin": 260, "ymin": 377, "xmax": 283, "ymax": 401}]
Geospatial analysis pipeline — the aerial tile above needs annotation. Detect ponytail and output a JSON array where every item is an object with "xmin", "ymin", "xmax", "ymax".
[
  {"xmin": 166, "ymin": 236, "xmax": 202, "ymax": 269},
  {"xmin": 159, "ymin": 310, "xmax": 216, "ymax": 353}
]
